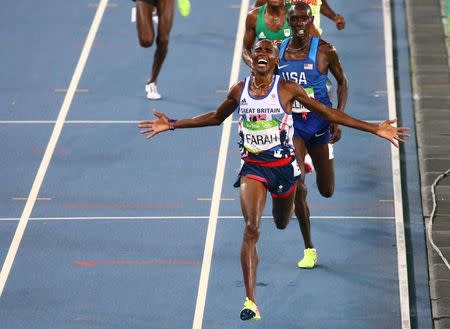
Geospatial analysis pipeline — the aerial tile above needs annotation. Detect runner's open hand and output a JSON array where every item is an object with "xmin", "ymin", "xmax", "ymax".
[
  {"xmin": 376, "ymin": 119, "xmax": 411, "ymax": 148},
  {"xmin": 138, "ymin": 109, "xmax": 170, "ymax": 140}
]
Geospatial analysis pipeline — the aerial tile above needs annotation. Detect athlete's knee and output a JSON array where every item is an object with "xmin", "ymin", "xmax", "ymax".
[
  {"xmin": 296, "ymin": 182, "xmax": 308, "ymax": 199},
  {"xmin": 156, "ymin": 34, "xmax": 169, "ymax": 50},
  {"xmin": 320, "ymin": 190, "xmax": 334, "ymax": 198},
  {"xmin": 273, "ymin": 204, "xmax": 293, "ymax": 229},
  {"xmin": 139, "ymin": 35, "xmax": 154, "ymax": 48},
  {"xmin": 243, "ymin": 221, "xmax": 260, "ymax": 242},
  {"xmin": 274, "ymin": 219, "xmax": 289, "ymax": 230},
  {"xmin": 319, "ymin": 185, "xmax": 334, "ymax": 198}
]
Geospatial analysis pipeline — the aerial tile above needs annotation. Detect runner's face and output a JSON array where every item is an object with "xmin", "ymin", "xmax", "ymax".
[
  {"xmin": 288, "ymin": 7, "xmax": 313, "ymax": 38},
  {"xmin": 252, "ymin": 41, "xmax": 278, "ymax": 74}
]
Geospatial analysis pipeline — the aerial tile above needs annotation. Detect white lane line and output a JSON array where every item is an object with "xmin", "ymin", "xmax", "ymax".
[
  {"xmin": 11, "ymin": 197, "xmax": 52, "ymax": 201},
  {"xmin": 191, "ymin": 0, "xmax": 249, "ymax": 328},
  {"xmin": 54, "ymin": 88, "xmax": 89, "ymax": 93},
  {"xmin": 0, "ymin": 215, "xmax": 395, "ymax": 221},
  {"xmin": 0, "ymin": 0, "xmax": 109, "ymax": 297},
  {"xmin": 383, "ymin": 0, "xmax": 411, "ymax": 328},
  {"xmin": 0, "ymin": 119, "xmax": 383, "ymax": 124}
]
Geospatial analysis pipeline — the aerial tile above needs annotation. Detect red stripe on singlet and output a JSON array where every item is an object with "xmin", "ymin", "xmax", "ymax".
[{"xmin": 243, "ymin": 156, "xmax": 293, "ymax": 167}]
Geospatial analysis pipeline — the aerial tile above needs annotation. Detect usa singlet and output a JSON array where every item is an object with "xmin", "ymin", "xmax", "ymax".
[
  {"xmin": 277, "ymin": 36, "xmax": 332, "ymax": 140},
  {"xmin": 238, "ymin": 75, "xmax": 295, "ymax": 164}
]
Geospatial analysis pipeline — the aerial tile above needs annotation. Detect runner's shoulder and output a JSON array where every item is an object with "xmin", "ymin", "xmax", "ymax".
[
  {"xmin": 318, "ymin": 39, "xmax": 338, "ymax": 55},
  {"xmin": 246, "ymin": 7, "xmax": 260, "ymax": 25},
  {"xmin": 279, "ymin": 78, "xmax": 299, "ymax": 91},
  {"xmin": 228, "ymin": 80, "xmax": 246, "ymax": 99},
  {"xmin": 248, "ymin": 6, "xmax": 261, "ymax": 18}
]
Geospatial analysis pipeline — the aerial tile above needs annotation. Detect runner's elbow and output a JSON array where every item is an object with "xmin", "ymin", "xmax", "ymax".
[{"xmin": 210, "ymin": 115, "xmax": 224, "ymax": 126}]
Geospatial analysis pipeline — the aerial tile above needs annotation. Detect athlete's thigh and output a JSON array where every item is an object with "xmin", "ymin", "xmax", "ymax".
[
  {"xmin": 308, "ymin": 143, "xmax": 334, "ymax": 194},
  {"xmin": 136, "ymin": 0, "xmax": 155, "ymax": 41},
  {"xmin": 156, "ymin": 0, "xmax": 175, "ymax": 37},
  {"xmin": 240, "ymin": 176, "xmax": 267, "ymax": 226}
]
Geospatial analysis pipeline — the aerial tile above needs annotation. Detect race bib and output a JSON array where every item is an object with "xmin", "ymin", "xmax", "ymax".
[
  {"xmin": 241, "ymin": 119, "xmax": 281, "ymax": 154},
  {"xmin": 292, "ymin": 87, "xmax": 314, "ymax": 113}
]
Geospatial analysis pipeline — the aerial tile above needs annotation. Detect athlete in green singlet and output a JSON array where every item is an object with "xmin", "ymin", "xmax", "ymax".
[
  {"xmin": 252, "ymin": 0, "xmax": 345, "ymax": 36},
  {"xmin": 243, "ymin": 0, "xmax": 345, "ymax": 71},
  {"xmin": 254, "ymin": 2, "xmax": 292, "ymax": 42},
  {"xmin": 242, "ymin": 0, "xmax": 292, "ymax": 70}
]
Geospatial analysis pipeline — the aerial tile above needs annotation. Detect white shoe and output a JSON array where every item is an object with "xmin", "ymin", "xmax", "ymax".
[{"xmin": 146, "ymin": 82, "xmax": 161, "ymax": 100}]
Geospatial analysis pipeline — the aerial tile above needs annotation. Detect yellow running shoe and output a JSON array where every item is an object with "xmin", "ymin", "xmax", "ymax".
[
  {"xmin": 297, "ymin": 248, "xmax": 317, "ymax": 269},
  {"xmin": 240, "ymin": 297, "xmax": 261, "ymax": 321},
  {"xmin": 177, "ymin": 0, "xmax": 191, "ymax": 16}
]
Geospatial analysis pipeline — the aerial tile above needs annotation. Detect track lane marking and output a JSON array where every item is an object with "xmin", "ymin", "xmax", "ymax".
[
  {"xmin": 54, "ymin": 88, "xmax": 89, "ymax": 93},
  {"xmin": 12, "ymin": 197, "xmax": 52, "ymax": 201},
  {"xmin": 73, "ymin": 260, "xmax": 201, "ymax": 266},
  {"xmin": 0, "ymin": 0, "xmax": 109, "ymax": 297},
  {"xmin": 0, "ymin": 215, "xmax": 395, "ymax": 221},
  {"xmin": 383, "ymin": 0, "xmax": 411, "ymax": 327},
  {"xmin": 191, "ymin": 1, "xmax": 249, "ymax": 328}
]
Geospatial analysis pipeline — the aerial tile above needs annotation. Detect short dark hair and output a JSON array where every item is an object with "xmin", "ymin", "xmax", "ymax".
[
  {"xmin": 289, "ymin": 2, "xmax": 312, "ymax": 16},
  {"xmin": 254, "ymin": 39, "xmax": 278, "ymax": 56}
]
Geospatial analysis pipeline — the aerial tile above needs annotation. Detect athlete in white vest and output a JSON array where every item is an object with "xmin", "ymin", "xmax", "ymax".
[{"xmin": 138, "ymin": 40, "xmax": 410, "ymax": 321}]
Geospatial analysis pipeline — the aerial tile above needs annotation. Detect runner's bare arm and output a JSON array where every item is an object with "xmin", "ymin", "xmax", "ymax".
[
  {"xmin": 325, "ymin": 44, "xmax": 348, "ymax": 113},
  {"xmin": 320, "ymin": 0, "xmax": 345, "ymax": 30},
  {"xmin": 242, "ymin": 10, "xmax": 258, "ymax": 70},
  {"xmin": 138, "ymin": 82, "xmax": 243, "ymax": 139},
  {"xmin": 325, "ymin": 43, "xmax": 348, "ymax": 143},
  {"xmin": 281, "ymin": 80, "xmax": 410, "ymax": 147}
]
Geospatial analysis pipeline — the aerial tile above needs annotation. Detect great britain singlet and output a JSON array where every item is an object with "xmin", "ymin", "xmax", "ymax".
[
  {"xmin": 255, "ymin": 3, "xmax": 292, "ymax": 44},
  {"xmin": 238, "ymin": 75, "xmax": 294, "ymax": 163}
]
